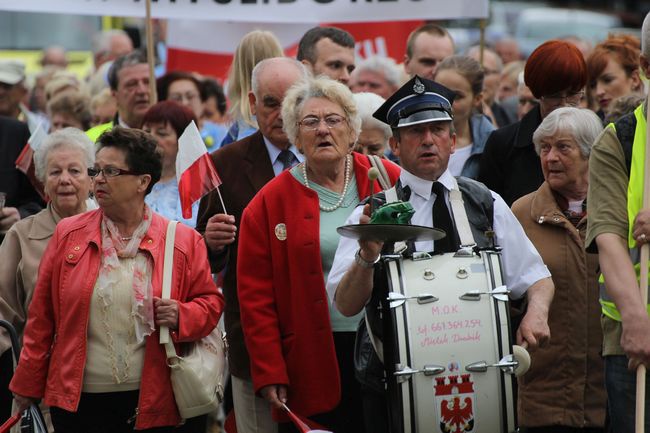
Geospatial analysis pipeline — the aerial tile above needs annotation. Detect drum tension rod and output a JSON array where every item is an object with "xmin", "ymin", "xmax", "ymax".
[
  {"xmin": 394, "ymin": 364, "xmax": 446, "ymax": 382},
  {"xmin": 459, "ymin": 285, "xmax": 510, "ymax": 302},
  {"xmin": 387, "ymin": 292, "xmax": 439, "ymax": 308},
  {"xmin": 465, "ymin": 355, "xmax": 519, "ymax": 375}
]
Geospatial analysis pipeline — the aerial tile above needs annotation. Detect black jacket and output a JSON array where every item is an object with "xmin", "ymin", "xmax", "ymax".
[
  {"xmin": 477, "ymin": 105, "xmax": 544, "ymax": 206},
  {"xmin": 0, "ymin": 117, "xmax": 43, "ymax": 237}
]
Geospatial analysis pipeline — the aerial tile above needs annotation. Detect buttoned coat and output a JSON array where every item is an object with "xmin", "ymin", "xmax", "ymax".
[
  {"xmin": 237, "ymin": 152, "xmax": 399, "ymax": 420},
  {"xmin": 10, "ymin": 210, "xmax": 224, "ymax": 429},
  {"xmin": 196, "ymin": 131, "xmax": 275, "ymax": 379},
  {"xmin": 512, "ymin": 182, "xmax": 606, "ymax": 428}
]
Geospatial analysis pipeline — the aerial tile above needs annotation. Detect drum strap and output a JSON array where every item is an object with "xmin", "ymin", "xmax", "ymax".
[
  {"xmin": 449, "ymin": 177, "xmax": 476, "ymax": 247},
  {"xmin": 365, "ymin": 311, "xmax": 384, "ymax": 363}
]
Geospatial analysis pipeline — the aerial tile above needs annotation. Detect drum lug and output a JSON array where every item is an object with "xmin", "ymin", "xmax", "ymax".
[
  {"xmin": 387, "ymin": 292, "xmax": 439, "ymax": 308},
  {"xmin": 422, "ymin": 364, "xmax": 446, "ymax": 376},
  {"xmin": 412, "ymin": 251, "xmax": 432, "ymax": 261},
  {"xmin": 465, "ymin": 355, "xmax": 519, "ymax": 375},
  {"xmin": 394, "ymin": 364, "xmax": 446, "ymax": 381},
  {"xmin": 459, "ymin": 285, "xmax": 510, "ymax": 302},
  {"xmin": 453, "ymin": 245, "xmax": 476, "ymax": 257}
]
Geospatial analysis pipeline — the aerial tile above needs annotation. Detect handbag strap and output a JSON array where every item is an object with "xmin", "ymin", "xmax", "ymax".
[
  {"xmin": 159, "ymin": 221, "xmax": 179, "ymax": 361},
  {"xmin": 368, "ymin": 154, "xmax": 391, "ymax": 190}
]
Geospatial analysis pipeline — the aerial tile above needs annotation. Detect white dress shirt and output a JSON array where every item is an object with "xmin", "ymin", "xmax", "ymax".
[
  {"xmin": 326, "ymin": 169, "xmax": 550, "ymax": 302},
  {"xmin": 264, "ymin": 136, "xmax": 304, "ymax": 176}
]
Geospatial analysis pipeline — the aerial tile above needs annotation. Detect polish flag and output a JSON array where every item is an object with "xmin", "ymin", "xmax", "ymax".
[
  {"xmin": 176, "ymin": 121, "xmax": 222, "ymax": 219},
  {"xmin": 15, "ymin": 122, "xmax": 47, "ymax": 200}
]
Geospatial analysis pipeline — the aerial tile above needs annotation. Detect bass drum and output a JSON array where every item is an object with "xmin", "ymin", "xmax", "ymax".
[{"xmin": 382, "ymin": 250, "xmax": 518, "ymax": 433}]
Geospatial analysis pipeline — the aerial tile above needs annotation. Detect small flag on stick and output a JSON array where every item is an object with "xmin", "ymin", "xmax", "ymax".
[
  {"xmin": 282, "ymin": 404, "xmax": 332, "ymax": 433},
  {"xmin": 15, "ymin": 122, "xmax": 47, "ymax": 200},
  {"xmin": 177, "ymin": 121, "xmax": 222, "ymax": 219}
]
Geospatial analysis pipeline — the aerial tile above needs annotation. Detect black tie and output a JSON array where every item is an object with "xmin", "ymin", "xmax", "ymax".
[
  {"xmin": 277, "ymin": 149, "xmax": 297, "ymax": 171},
  {"xmin": 432, "ymin": 182, "xmax": 458, "ymax": 253}
]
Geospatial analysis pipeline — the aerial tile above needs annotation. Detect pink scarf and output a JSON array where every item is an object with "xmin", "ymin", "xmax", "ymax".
[{"xmin": 96, "ymin": 206, "xmax": 155, "ymax": 343}]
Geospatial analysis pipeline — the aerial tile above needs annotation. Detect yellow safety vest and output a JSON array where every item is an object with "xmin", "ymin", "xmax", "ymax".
[
  {"xmin": 600, "ymin": 104, "xmax": 650, "ymax": 321},
  {"xmin": 86, "ymin": 121, "xmax": 113, "ymax": 143}
]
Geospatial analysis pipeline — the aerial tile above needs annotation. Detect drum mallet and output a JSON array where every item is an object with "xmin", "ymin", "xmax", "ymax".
[{"xmin": 368, "ymin": 167, "xmax": 380, "ymax": 215}]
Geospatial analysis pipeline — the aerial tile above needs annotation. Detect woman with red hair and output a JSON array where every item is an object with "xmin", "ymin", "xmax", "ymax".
[
  {"xmin": 478, "ymin": 40, "xmax": 588, "ymax": 206},
  {"xmin": 587, "ymin": 34, "xmax": 643, "ymax": 117}
]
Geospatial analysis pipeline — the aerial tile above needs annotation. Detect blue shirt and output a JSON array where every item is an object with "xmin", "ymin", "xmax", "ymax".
[{"xmin": 145, "ymin": 178, "xmax": 198, "ymax": 228}]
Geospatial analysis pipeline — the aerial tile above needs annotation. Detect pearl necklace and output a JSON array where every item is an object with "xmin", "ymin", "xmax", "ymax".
[{"xmin": 302, "ymin": 154, "xmax": 352, "ymax": 212}]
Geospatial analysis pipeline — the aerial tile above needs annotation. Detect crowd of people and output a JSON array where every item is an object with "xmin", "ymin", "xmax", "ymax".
[{"xmin": 0, "ymin": 11, "xmax": 650, "ymax": 433}]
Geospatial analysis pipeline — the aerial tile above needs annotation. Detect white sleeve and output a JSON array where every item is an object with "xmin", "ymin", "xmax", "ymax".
[
  {"xmin": 492, "ymin": 191, "xmax": 551, "ymax": 299},
  {"xmin": 326, "ymin": 205, "xmax": 364, "ymax": 304}
]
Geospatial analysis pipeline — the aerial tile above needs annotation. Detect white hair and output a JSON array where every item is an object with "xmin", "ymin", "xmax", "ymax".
[
  {"xmin": 353, "ymin": 92, "xmax": 391, "ymax": 141},
  {"xmin": 282, "ymin": 76, "xmax": 362, "ymax": 147},
  {"xmin": 34, "ymin": 128, "xmax": 95, "ymax": 182},
  {"xmin": 92, "ymin": 29, "xmax": 130, "ymax": 55},
  {"xmin": 352, "ymin": 56, "xmax": 402, "ymax": 88},
  {"xmin": 532, "ymin": 107, "xmax": 603, "ymax": 158}
]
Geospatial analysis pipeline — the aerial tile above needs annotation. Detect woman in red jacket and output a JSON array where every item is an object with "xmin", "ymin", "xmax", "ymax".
[
  {"xmin": 10, "ymin": 127, "xmax": 224, "ymax": 432},
  {"xmin": 237, "ymin": 76, "xmax": 400, "ymax": 433}
]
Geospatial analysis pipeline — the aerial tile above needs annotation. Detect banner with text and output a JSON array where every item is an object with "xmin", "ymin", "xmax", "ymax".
[
  {"xmin": 166, "ymin": 20, "xmax": 424, "ymax": 80},
  {"xmin": 0, "ymin": 0, "xmax": 488, "ymax": 23}
]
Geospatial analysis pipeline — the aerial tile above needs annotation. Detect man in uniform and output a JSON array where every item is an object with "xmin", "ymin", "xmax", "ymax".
[{"xmin": 327, "ymin": 76, "xmax": 554, "ymax": 432}]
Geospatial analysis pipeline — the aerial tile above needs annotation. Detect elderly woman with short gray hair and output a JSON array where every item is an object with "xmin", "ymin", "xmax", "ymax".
[
  {"xmin": 0, "ymin": 127, "xmax": 95, "ymax": 424},
  {"xmin": 237, "ymin": 76, "xmax": 400, "ymax": 432},
  {"xmin": 511, "ymin": 107, "xmax": 607, "ymax": 432},
  {"xmin": 352, "ymin": 92, "xmax": 391, "ymax": 158}
]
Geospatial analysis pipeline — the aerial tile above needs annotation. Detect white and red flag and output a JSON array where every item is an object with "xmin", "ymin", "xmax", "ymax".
[
  {"xmin": 176, "ymin": 121, "xmax": 222, "ymax": 219},
  {"xmin": 15, "ymin": 122, "xmax": 47, "ymax": 200}
]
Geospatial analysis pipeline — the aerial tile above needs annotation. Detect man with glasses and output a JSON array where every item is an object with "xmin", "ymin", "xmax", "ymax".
[
  {"xmin": 478, "ymin": 40, "xmax": 588, "ymax": 206},
  {"xmin": 87, "ymin": 50, "xmax": 152, "ymax": 142},
  {"xmin": 326, "ymin": 75, "xmax": 554, "ymax": 433},
  {"xmin": 195, "ymin": 57, "xmax": 308, "ymax": 433}
]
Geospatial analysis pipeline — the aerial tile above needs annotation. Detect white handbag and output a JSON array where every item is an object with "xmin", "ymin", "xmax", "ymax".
[{"xmin": 159, "ymin": 220, "xmax": 226, "ymax": 419}]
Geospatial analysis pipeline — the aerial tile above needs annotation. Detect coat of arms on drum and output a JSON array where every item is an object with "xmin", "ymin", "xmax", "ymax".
[{"xmin": 434, "ymin": 374, "xmax": 475, "ymax": 433}]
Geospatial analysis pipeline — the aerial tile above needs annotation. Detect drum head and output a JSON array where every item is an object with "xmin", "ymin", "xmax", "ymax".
[{"xmin": 337, "ymin": 224, "xmax": 446, "ymax": 242}]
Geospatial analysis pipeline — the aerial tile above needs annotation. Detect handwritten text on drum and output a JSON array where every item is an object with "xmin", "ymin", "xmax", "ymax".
[{"xmin": 417, "ymin": 304, "xmax": 485, "ymax": 348}]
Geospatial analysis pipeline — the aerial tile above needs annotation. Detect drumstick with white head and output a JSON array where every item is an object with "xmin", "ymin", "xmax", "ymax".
[{"xmin": 368, "ymin": 167, "xmax": 380, "ymax": 216}]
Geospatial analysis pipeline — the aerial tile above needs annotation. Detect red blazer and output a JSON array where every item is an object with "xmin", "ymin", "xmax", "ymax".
[
  {"xmin": 10, "ymin": 210, "xmax": 224, "ymax": 429},
  {"xmin": 237, "ymin": 152, "xmax": 399, "ymax": 419}
]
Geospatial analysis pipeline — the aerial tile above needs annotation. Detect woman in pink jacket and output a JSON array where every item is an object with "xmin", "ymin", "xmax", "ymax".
[{"xmin": 10, "ymin": 127, "xmax": 224, "ymax": 432}]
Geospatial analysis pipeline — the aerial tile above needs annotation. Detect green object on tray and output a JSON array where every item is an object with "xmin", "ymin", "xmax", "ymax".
[{"xmin": 369, "ymin": 201, "xmax": 415, "ymax": 225}]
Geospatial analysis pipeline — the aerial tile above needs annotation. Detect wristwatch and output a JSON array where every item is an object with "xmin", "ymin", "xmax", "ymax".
[{"xmin": 355, "ymin": 248, "xmax": 380, "ymax": 269}]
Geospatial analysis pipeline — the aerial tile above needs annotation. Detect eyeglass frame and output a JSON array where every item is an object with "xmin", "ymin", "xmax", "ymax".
[
  {"xmin": 298, "ymin": 114, "xmax": 348, "ymax": 131},
  {"xmin": 540, "ymin": 90, "xmax": 584, "ymax": 107},
  {"xmin": 168, "ymin": 92, "xmax": 201, "ymax": 103},
  {"xmin": 87, "ymin": 166, "xmax": 140, "ymax": 178}
]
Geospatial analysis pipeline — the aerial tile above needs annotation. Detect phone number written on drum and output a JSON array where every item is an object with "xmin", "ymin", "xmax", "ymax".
[{"xmin": 417, "ymin": 319, "xmax": 482, "ymax": 335}]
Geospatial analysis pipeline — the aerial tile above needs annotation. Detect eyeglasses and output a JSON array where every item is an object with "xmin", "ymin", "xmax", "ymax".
[
  {"xmin": 87, "ymin": 167, "xmax": 139, "ymax": 178},
  {"xmin": 541, "ymin": 91, "xmax": 584, "ymax": 107},
  {"xmin": 298, "ymin": 114, "xmax": 347, "ymax": 131}
]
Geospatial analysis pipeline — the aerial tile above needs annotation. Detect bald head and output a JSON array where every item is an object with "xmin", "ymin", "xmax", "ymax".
[
  {"xmin": 249, "ymin": 57, "xmax": 309, "ymax": 147},
  {"xmin": 41, "ymin": 46, "xmax": 68, "ymax": 69}
]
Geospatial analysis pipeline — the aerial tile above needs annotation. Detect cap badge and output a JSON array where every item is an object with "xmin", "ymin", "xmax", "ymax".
[{"xmin": 413, "ymin": 78, "xmax": 425, "ymax": 95}]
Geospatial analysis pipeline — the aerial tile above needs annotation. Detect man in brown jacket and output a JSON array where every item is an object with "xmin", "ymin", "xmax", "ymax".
[{"xmin": 196, "ymin": 57, "xmax": 307, "ymax": 433}]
